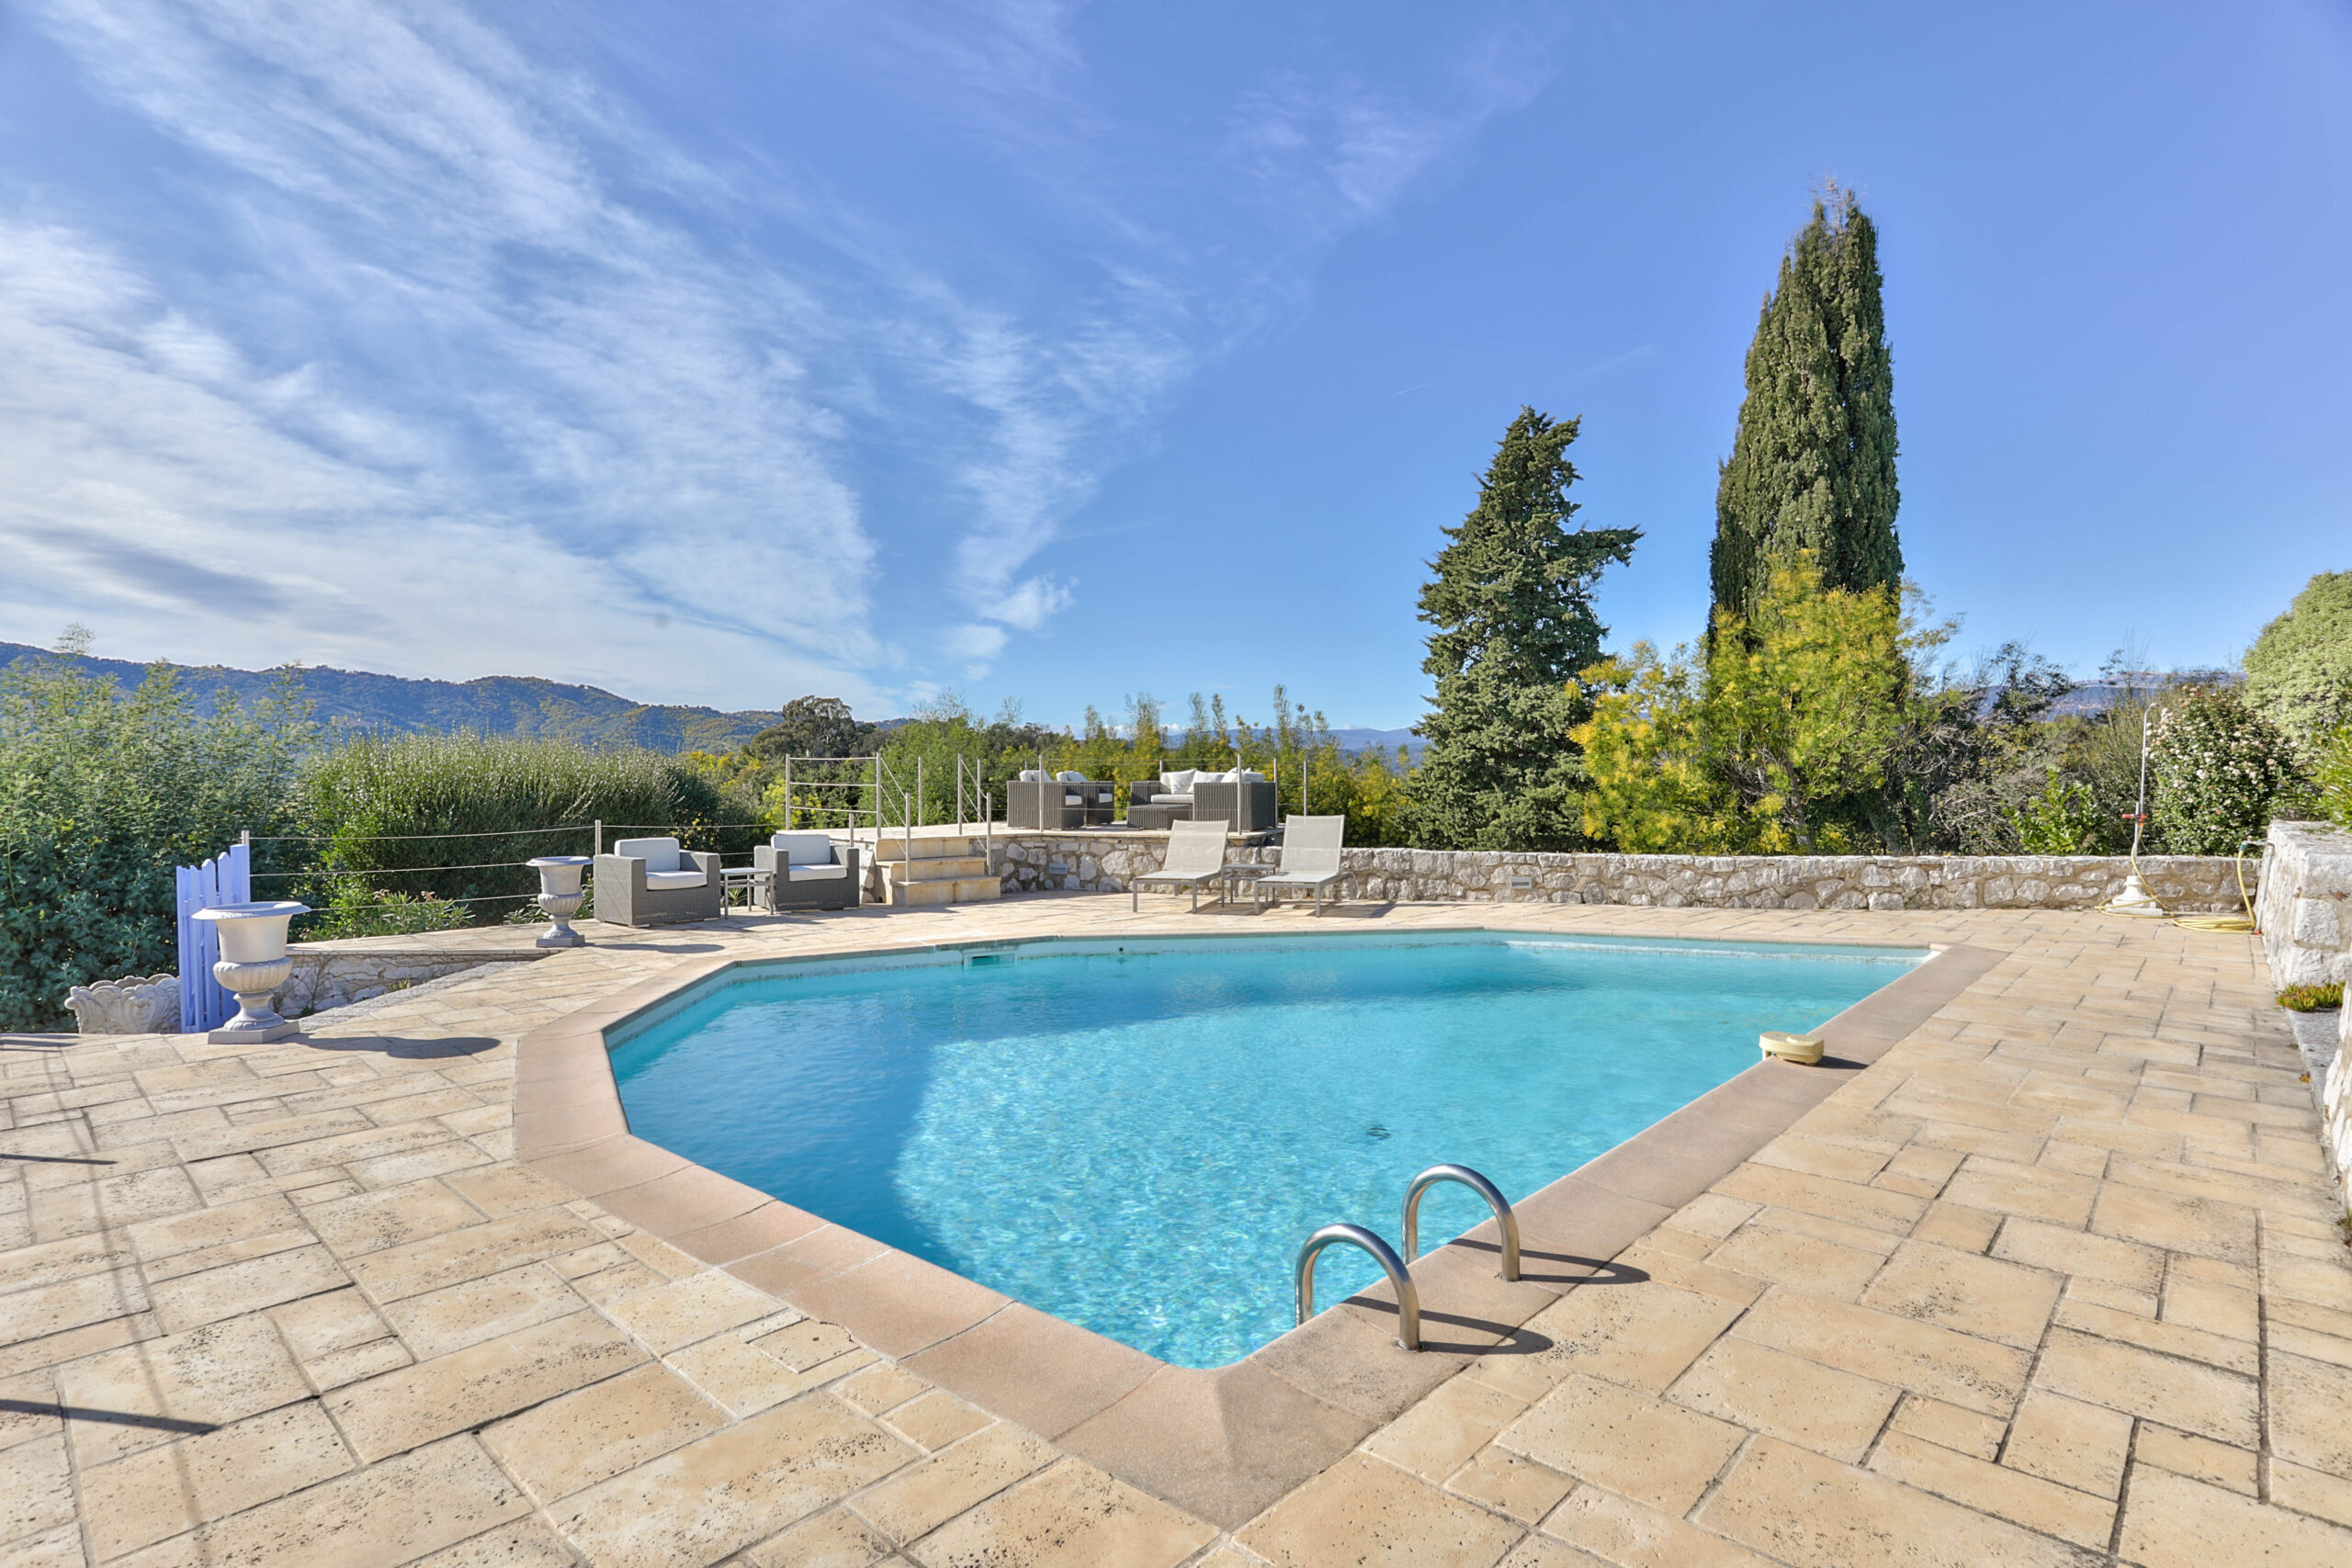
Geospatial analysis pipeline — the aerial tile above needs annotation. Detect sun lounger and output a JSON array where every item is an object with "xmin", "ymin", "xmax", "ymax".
[
  {"xmin": 1250, "ymin": 815, "xmax": 1349, "ymax": 916},
  {"xmin": 1131, "ymin": 818, "xmax": 1233, "ymax": 912}
]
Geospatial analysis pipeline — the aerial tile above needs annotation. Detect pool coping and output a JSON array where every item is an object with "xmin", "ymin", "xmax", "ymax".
[{"xmin": 509, "ymin": 923, "xmax": 2007, "ymax": 1529}]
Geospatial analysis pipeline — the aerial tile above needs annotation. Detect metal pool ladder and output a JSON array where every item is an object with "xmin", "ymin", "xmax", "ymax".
[
  {"xmin": 1295, "ymin": 1224, "xmax": 1419, "ymax": 1351},
  {"xmin": 1293, "ymin": 1165, "xmax": 1519, "ymax": 1353},
  {"xmin": 1402, "ymin": 1163, "xmax": 1521, "ymax": 1281}
]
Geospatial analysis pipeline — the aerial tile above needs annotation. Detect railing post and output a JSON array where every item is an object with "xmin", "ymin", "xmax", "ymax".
[
  {"xmin": 783, "ymin": 757, "xmax": 793, "ymax": 831},
  {"xmin": 917, "ymin": 756, "xmax": 925, "ymax": 829},
  {"xmin": 594, "ymin": 819, "xmax": 603, "ymax": 857}
]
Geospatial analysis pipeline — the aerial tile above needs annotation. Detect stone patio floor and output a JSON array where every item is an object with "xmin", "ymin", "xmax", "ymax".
[{"xmin": 3, "ymin": 896, "xmax": 2349, "ymax": 1567}]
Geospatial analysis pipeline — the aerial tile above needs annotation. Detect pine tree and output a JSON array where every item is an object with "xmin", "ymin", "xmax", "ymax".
[
  {"xmin": 1710, "ymin": 187, "xmax": 1901, "ymax": 626},
  {"xmin": 1414, "ymin": 408, "xmax": 1640, "ymax": 850}
]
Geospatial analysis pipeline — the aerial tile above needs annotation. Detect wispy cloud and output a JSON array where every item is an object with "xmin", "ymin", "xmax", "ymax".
[{"xmin": 4, "ymin": 0, "xmax": 1555, "ymax": 703}]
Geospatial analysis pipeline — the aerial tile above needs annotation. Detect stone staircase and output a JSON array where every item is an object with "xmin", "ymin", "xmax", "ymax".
[{"xmin": 869, "ymin": 836, "xmax": 1002, "ymax": 906}]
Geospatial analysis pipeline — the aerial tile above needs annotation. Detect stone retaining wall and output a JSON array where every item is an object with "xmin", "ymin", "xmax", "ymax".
[
  {"xmin": 278, "ymin": 946, "xmax": 548, "ymax": 1018},
  {"xmin": 991, "ymin": 832, "xmax": 2252, "ymax": 913},
  {"xmin": 2257, "ymin": 820, "xmax": 2352, "ymax": 1200}
]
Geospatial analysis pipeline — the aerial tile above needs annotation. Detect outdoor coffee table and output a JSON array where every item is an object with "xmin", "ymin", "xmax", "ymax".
[
  {"xmin": 720, "ymin": 865, "xmax": 772, "ymax": 915},
  {"xmin": 1218, "ymin": 862, "xmax": 1275, "ymax": 905}
]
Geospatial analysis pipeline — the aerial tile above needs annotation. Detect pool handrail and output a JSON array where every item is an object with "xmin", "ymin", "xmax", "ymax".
[
  {"xmin": 1295, "ymin": 1223, "xmax": 1420, "ymax": 1351},
  {"xmin": 1402, "ymin": 1163, "xmax": 1520, "ymax": 1281}
]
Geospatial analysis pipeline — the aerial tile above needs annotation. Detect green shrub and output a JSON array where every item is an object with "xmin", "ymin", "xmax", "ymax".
[
  {"xmin": 2244, "ymin": 570, "xmax": 2352, "ymax": 759},
  {"xmin": 2278, "ymin": 982, "xmax": 2344, "ymax": 1011},
  {"xmin": 288, "ymin": 732, "xmax": 763, "ymax": 931},
  {"xmin": 2147, "ymin": 687, "xmax": 2305, "ymax": 855},
  {"xmin": 2009, "ymin": 768, "xmax": 2101, "ymax": 854},
  {"xmin": 0, "ymin": 634, "xmax": 310, "ymax": 1030},
  {"xmin": 2316, "ymin": 727, "xmax": 2352, "ymax": 832},
  {"xmin": 302, "ymin": 885, "xmax": 473, "ymax": 942}
]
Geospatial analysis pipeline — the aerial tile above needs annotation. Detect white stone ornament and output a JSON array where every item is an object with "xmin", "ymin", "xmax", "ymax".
[
  {"xmin": 63, "ymin": 974, "xmax": 180, "ymax": 1035},
  {"xmin": 528, "ymin": 856, "xmax": 594, "ymax": 948},
  {"xmin": 191, "ymin": 900, "xmax": 311, "ymax": 1043}
]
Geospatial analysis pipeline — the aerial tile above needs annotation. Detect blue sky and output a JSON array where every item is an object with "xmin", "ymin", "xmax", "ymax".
[{"xmin": 2, "ymin": 2, "xmax": 2346, "ymax": 729}]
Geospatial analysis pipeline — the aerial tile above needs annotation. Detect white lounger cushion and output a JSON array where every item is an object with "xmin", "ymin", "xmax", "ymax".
[
  {"xmin": 770, "ymin": 831, "xmax": 834, "ymax": 866},
  {"xmin": 1056, "ymin": 770, "xmax": 1086, "ymax": 783},
  {"xmin": 1017, "ymin": 769, "xmax": 1046, "ymax": 782},
  {"xmin": 644, "ymin": 869, "xmax": 707, "ymax": 890},
  {"xmin": 785, "ymin": 863, "xmax": 850, "ymax": 881},
  {"xmin": 612, "ymin": 837, "xmax": 681, "ymax": 874}
]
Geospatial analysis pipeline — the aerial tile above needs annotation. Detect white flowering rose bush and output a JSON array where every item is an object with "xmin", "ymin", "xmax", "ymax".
[{"xmin": 2148, "ymin": 688, "xmax": 2304, "ymax": 854}]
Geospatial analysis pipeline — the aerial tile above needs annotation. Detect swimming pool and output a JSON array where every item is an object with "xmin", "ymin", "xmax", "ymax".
[{"xmin": 608, "ymin": 931, "xmax": 1924, "ymax": 1367}]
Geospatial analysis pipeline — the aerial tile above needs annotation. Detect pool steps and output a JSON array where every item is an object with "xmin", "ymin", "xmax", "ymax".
[{"xmin": 868, "ymin": 837, "xmax": 1002, "ymax": 907}]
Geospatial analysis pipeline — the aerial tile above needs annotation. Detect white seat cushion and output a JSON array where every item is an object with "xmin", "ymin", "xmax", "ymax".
[
  {"xmin": 644, "ymin": 869, "xmax": 707, "ymax": 890},
  {"xmin": 1056, "ymin": 770, "xmax": 1085, "ymax": 783},
  {"xmin": 1064, "ymin": 793, "xmax": 1085, "ymax": 805},
  {"xmin": 786, "ymin": 863, "xmax": 850, "ymax": 881},
  {"xmin": 770, "ymin": 831, "xmax": 834, "ymax": 866},
  {"xmin": 612, "ymin": 837, "xmax": 681, "ymax": 874},
  {"xmin": 1157, "ymin": 794, "xmax": 1194, "ymax": 805}
]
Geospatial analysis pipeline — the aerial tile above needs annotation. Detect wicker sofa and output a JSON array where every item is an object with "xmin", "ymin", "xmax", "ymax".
[
  {"xmin": 1129, "ymin": 769, "xmax": 1277, "ymax": 832},
  {"xmin": 1008, "ymin": 772, "xmax": 1114, "ymax": 829},
  {"xmin": 752, "ymin": 832, "xmax": 862, "ymax": 911},
  {"xmin": 593, "ymin": 837, "xmax": 722, "ymax": 927}
]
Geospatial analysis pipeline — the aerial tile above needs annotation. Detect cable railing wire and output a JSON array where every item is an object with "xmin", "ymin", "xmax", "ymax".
[{"xmin": 250, "ymin": 825, "xmax": 594, "ymax": 843}]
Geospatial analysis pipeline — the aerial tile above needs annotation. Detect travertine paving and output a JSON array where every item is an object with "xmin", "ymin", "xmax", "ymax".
[{"xmin": 2, "ymin": 896, "xmax": 2347, "ymax": 1566}]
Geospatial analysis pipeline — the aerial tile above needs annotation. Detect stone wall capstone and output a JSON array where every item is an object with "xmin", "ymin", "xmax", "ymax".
[{"xmin": 987, "ymin": 831, "xmax": 2254, "ymax": 914}]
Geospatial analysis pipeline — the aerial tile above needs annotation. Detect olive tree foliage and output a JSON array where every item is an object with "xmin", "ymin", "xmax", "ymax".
[
  {"xmin": 0, "ymin": 630, "xmax": 311, "ymax": 1030},
  {"xmin": 1414, "ymin": 407, "xmax": 1639, "ymax": 851},
  {"xmin": 2243, "ymin": 570, "xmax": 2352, "ymax": 761}
]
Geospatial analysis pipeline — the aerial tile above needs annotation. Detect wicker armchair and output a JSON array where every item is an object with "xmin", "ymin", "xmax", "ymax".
[
  {"xmin": 1008, "ymin": 772, "xmax": 1114, "ymax": 829},
  {"xmin": 752, "ymin": 832, "xmax": 862, "ymax": 911},
  {"xmin": 593, "ymin": 838, "xmax": 722, "ymax": 927}
]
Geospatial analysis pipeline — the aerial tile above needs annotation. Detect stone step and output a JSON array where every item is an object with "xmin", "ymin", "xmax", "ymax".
[
  {"xmin": 876, "ymin": 855, "xmax": 989, "ymax": 881},
  {"xmin": 869, "ymin": 837, "xmax": 986, "ymax": 863},
  {"xmin": 889, "ymin": 877, "xmax": 1002, "ymax": 907}
]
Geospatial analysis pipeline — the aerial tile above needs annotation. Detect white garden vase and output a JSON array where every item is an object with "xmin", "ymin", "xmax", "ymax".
[
  {"xmin": 527, "ymin": 856, "xmax": 593, "ymax": 949},
  {"xmin": 191, "ymin": 901, "xmax": 310, "ymax": 1043},
  {"xmin": 64, "ymin": 974, "xmax": 180, "ymax": 1035}
]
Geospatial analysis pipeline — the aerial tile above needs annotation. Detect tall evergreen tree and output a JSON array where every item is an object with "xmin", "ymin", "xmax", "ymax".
[
  {"xmin": 1710, "ymin": 187, "xmax": 1901, "ymax": 626},
  {"xmin": 1414, "ymin": 408, "xmax": 1639, "ymax": 850}
]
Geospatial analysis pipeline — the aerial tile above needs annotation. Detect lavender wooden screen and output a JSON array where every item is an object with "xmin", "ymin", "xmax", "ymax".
[{"xmin": 175, "ymin": 841, "xmax": 251, "ymax": 1032}]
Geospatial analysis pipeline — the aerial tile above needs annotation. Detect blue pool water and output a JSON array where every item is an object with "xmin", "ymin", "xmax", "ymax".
[{"xmin": 609, "ymin": 932, "xmax": 1921, "ymax": 1367}]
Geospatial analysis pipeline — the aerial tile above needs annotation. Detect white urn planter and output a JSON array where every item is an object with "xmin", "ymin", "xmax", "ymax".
[
  {"xmin": 191, "ymin": 900, "xmax": 310, "ymax": 1043},
  {"xmin": 527, "ymin": 856, "xmax": 594, "ymax": 949},
  {"xmin": 64, "ymin": 974, "xmax": 180, "ymax": 1035}
]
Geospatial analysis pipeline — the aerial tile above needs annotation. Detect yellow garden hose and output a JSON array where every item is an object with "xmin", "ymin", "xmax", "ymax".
[{"xmin": 2171, "ymin": 839, "xmax": 2260, "ymax": 933}]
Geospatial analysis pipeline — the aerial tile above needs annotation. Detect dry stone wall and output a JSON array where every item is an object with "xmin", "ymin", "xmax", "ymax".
[
  {"xmin": 2256, "ymin": 820, "xmax": 2352, "ymax": 1201},
  {"xmin": 277, "ymin": 947, "xmax": 548, "ymax": 1018},
  {"xmin": 990, "ymin": 831, "xmax": 2251, "ymax": 913}
]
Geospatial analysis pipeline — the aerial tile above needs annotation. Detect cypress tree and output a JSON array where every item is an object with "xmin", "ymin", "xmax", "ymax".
[
  {"xmin": 1710, "ymin": 187, "xmax": 1901, "ymax": 625},
  {"xmin": 1414, "ymin": 408, "xmax": 1640, "ymax": 850}
]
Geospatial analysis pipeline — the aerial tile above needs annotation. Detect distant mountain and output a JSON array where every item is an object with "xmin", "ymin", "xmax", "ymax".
[
  {"xmin": 0, "ymin": 641, "xmax": 780, "ymax": 753},
  {"xmin": 0, "ymin": 638, "xmax": 1431, "ymax": 757},
  {"xmin": 1329, "ymin": 728, "xmax": 1424, "ymax": 758},
  {"xmin": 2045, "ymin": 671, "xmax": 2239, "ymax": 718}
]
